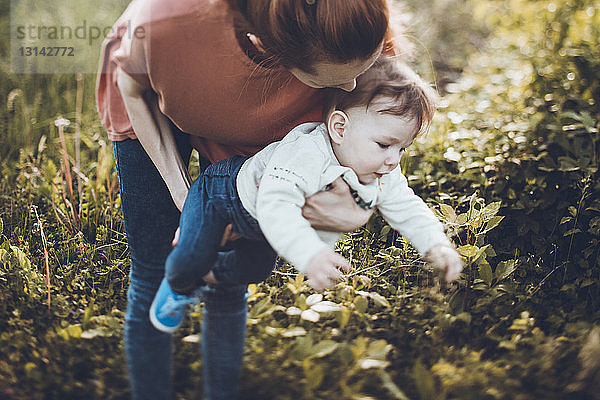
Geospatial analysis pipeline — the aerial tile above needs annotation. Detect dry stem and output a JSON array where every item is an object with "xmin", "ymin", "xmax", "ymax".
[{"xmin": 33, "ymin": 206, "xmax": 51, "ymax": 309}]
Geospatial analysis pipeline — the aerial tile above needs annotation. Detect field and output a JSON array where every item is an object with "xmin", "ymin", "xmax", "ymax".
[{"xmin": 1, "ymin": 0, "xmax": 599, "ymax": 399}]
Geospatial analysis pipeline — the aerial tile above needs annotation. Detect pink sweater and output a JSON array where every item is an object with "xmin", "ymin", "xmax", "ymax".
[{"xmin": 96, "ymin": 0, "xmax": 323, "ymax": 162}]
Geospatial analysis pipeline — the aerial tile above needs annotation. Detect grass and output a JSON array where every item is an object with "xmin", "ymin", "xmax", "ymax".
[{"xmin": 1, "ymin": 0, "xmax": 600, "ymax": 398}]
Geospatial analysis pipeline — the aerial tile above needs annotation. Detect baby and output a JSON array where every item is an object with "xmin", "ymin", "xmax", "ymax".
[{"xmin": 150, "ymin": 56, "xmax": 463, "ymax": 332}]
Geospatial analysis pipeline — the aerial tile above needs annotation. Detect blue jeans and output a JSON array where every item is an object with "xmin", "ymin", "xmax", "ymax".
[
  {"xmin": 113, "ymin": 137, "xmax": 273, "ymax": 400},
  {"xmin": 166, "ymin": 155, "xmax": 276, "ymax": 291}
]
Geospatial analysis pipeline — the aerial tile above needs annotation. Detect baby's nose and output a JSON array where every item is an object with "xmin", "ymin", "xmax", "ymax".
[{"xmin": 385, "ymin": 153, "xmax": 401, "ymax": 166}]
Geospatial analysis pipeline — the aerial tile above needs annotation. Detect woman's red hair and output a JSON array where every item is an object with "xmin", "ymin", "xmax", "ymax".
[{"xmin": 229, "ymin": 0, "xmax": 390, "ymax": 72}]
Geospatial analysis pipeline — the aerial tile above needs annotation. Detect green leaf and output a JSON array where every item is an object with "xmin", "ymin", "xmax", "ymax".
[
  {"xmin": 499, "ymin": 340, "xmax": 516, "ymax": 351},
  {"xmin": 380, "ymin": 371, "xmax": 411, "ymax": 400},
  {"xmin": 568, "ymin": 206, "xmax": 577, "ymax": 217},
  {"xmin": 62, "ymin": 324, "xmax": 82, "ymax": 339},
  {"xmin": 10, "ymin": 246, "xmax": 32, "ymax": 271},
  {"xmin": 485, "ymin": 246, "xmax": 497, "ymax": 257},
  {"xmin": 290, "ymin": 336, "xmax": 314, "ymax": 361},
  {"xmin": 301, "ymin": 309, "xmax": 320, "ymax": 322},
  {"xmin": 282, "ymin": 326, "xmax": 307, "ymax": 338},
  {"xmin": 481, "ymin": 201, "xmax": 501, "ymax": 220},
  {"xmin": 303, "ymin": 359, "xmax": 324, "ymax": 389},
  {"xmin": 484, "ymin": 215, "xmax": 504, "ymax": 232},
  {"xmin": 335, "ymin": 307, "xmax": 351, "ymax": 329},
  {"xmin": 495, "ymin": 259, "xmax": 517, "ymax": 281},
  {"xmin": 456, "ymin": 213, "xmax": 468, "ymax": 225},
  {"xmin": 560, "ymin": 111, "xmax": 583, "ymax": 122},
  {"xmin": 379, "ymin": 225, "xmax": 391, "ymax": 239},
  {"xmin": 455, "ymin": 312, "xmax": 472, "ymax": 325},
  {"xmin": 413, "ymin": 359, "xmax": 436, "ymax": 400},
  {"xmin": 359, "ymin": 358, "xmax": 390, "ymax": 369},
  {"xmin": 580, "ymin": 279, "xmax": 595, "ymax": 288},
  {"xmin": 367, "ymin": 339, "xmax": 391, "ymax": 359},
  {"xmin": 560, "ymin": 216, "xmax": 573, "ymax": 225},
  {"xmin": 439, "ymin": 204, "xmax": 457, "ymax": 222},
  {"xmin": 474, "ymin": 244, "xmax": 490, "ymax": 262},
  {"xmin": 311, "ymin": 301, "xmax": 341, "ymax": 313},
  {"xmin": 558, "ymin": 156, "xmax": 580, "ymax": 171},
  {"xmin": 354, "ymin": 295, "xmax": 368, "ymax": 313},
  {"xmin": 311, "ymin": 340, "xmax": 339, "ymax": 358},
  {"xmin": 589, "ymin": 217, "xmax": 600, "ymax": 235},
  {"xmin": 580, "ymin": 111, "xmax": 596, "ymax": 132},
  {"xmin": 458, "ymin": 244, "xmax": 479, "ymax": 258},
  {"xmin": 369, "ymin": 292, "xmax": 391, "ymax": 308},
  {"xmin": 448, "ymin": 288, "xmax": 465, "ymax": 314},
  {"xmin": 249, "ymin": 297, "xmax": 274, "ymax": 318},
  {"xmin": 286, "ymin": 282, "xmax": 299, "ymax": 295},
  {"xmin": 338, "ymin": 343, "xmax": 355, "ymax": 366},
  {"xmin": 478, "ymin": 261, "xmax": 493, "ymax": 285},
  {"xmin": 306, "ymin": 293, "xmax": 323, "ymax": 306},
  {"xmin": 80, "ymin": 327, "xmax": 114, "ymax": 339},
  {"xmin": 295, "ymin": 274, "xmax": 305, "ymax": 287}
]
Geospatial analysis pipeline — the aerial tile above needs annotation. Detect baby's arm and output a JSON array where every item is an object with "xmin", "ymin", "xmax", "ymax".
[
  {"xmin": 424, "ymin": 245, "xmax": 463, "ymax": 281},
  {"xmin": 304, "ymin": 248, "xmax": 350, "ymax": 292},
  {"xmin": 255, "ymin": 139, "xmax": 350, "ymax": 290},
  {"xmin": 378, "ymin": 170, "xmax": 463, "ymax": 281}
]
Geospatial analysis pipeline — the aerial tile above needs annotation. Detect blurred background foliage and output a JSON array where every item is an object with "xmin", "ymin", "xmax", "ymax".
[{"xmin": 1, "ymin": 0, "xmax": 600, "ymax": 399}]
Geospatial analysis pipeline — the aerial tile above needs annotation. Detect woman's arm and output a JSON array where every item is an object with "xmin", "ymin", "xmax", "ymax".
[
  {"xmin": 117, "ymin": 68, "xmax": 192, "ymax": 211},
  {"xmin": 302, "ymin": 177, "xmax": 373, "ymax": 232}
]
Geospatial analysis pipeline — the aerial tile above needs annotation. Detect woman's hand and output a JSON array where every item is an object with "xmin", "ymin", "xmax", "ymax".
[
  {"xmin": 172, "ymin": 225, "xmax": 240, "ymax": 286},
  {"xmin": 302, "ymin": 177, "xmax": 373, "ymax": 232}
]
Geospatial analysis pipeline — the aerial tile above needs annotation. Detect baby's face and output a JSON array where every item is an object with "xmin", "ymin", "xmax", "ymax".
[{"xmin": 329, "ymin": 103, "xmax": 418, "ymax": 184}]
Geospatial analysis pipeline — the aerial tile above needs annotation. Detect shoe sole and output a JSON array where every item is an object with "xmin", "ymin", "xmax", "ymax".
[{"xmin": 149, "ymin": 297, "xmax": 179, "ymax": 334}]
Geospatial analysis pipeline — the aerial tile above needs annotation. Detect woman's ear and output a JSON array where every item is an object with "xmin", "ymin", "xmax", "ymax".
[{"xmin": 327, "ymin": 110, "xmax": 349, "ymax": 145}]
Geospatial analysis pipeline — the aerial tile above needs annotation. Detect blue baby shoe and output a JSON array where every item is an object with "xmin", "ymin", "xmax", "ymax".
[{"xmin": 150, "ymin": 277, "xmax": 200, "ymax": 333}]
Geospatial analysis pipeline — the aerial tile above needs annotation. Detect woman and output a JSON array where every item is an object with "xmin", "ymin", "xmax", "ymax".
[{"xmin": 96, "ymin": 0, "xmax": 396, "ymax": 398}]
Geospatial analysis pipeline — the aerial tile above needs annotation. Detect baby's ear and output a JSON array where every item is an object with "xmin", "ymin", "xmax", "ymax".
[{"xmin": 327, "ymin": 110, "xmax": 349, "ymax": 145}]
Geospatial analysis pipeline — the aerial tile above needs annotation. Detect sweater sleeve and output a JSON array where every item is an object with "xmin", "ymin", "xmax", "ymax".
[
  {"xmin": 255, "ymin": 138, "xmax": 330, "ymax": 273},
  {"xmin": 378, "ymin": 169, "xmax": 451, "ymax": 255}
]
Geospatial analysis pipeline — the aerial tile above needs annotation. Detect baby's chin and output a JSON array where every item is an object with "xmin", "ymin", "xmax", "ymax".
[{"xmin": 357, "ymin": 175, "xmax": 377, "ymax": 185}]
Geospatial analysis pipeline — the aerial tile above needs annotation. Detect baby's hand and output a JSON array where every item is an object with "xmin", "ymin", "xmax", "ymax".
[
  {"xmin": 304, "ymin": 248, "xmax": 351, "ymax": 292},
  {"xmin": 424, "ymin": 245, "xmax": 463, "ymax": 282}
]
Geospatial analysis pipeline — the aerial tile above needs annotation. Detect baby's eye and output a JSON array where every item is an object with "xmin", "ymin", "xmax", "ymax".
[{"xmin": 377, "ymin": 142, "xmax": 390, "ymax": 149}]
